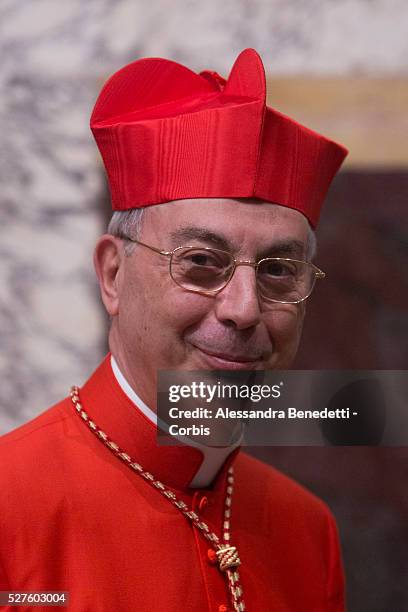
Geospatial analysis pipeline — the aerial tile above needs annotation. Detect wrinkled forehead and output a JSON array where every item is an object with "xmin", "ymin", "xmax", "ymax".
[{"xmin": 141, "ymin": 198, "xmax": 310, "ymax": 254}]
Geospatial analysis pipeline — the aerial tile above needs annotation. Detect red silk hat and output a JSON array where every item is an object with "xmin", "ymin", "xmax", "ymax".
[{"xmin": 91, "ymin": 48, "xmax": 348, "ymax": 228}]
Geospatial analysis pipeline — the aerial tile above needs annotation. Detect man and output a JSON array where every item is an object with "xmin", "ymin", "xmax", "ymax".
[{"xmin": 0, "ymin": 49, "xmax": 347, "ymax": 611}]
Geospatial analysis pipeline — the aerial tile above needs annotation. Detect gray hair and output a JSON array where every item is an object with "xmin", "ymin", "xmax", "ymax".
[
  {"xmin": 107, "ymin": 208, "xmax": 145, "ymax": 256},
  {"xmin": 305, "ymin": 225, "xmax": 317, "ymax": 261},
  {"xmin": 107, "ymin": 207, "xmax": 317, "ymax": 260}
]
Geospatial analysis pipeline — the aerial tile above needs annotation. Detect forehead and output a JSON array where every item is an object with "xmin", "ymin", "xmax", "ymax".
[{"xmin": 142, "ymin": 198, "xmax": 309, "ymax": 250}]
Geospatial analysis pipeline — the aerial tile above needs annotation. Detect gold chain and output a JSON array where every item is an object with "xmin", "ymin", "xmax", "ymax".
[{"xmin": 70, "ymin": 386, "xmax": 246, "ymax": 612}]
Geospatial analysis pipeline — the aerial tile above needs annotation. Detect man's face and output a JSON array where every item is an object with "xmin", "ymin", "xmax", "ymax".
[{"xmin": 100, "ymin": 199, "xmax": 309, "ymax": 405}]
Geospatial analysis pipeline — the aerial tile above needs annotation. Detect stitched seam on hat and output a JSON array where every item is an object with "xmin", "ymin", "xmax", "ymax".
[
  {"xmin": 252, "ymin": 103, "xmax": 267, "ymax": 194},
  {"xmin": 93, "ymin": 91, "xmax": 259, "ymax": 126},
  {"xmin": 290, "ymin": 127, "xmax": 300, "ymax": 207},
  {"xmin": 94, "ymin": 95, "xmax": 258, "ymax": 127}
]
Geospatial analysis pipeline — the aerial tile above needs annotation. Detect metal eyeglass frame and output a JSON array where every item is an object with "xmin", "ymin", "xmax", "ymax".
[{"xmin": 121, "ymin": 237, "xmax": 326, "ymax": 304}]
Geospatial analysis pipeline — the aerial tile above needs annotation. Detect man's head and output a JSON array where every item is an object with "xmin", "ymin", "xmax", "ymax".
[
  {"xmin": 94, "ymin": 198, "xmax": 313, "ymax": 408},
  {"xmin": 90, "ymin": 48, "xmax": 347, "ymax": 407}
]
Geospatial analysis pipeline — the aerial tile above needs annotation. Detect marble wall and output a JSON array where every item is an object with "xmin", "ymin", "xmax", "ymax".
[{"xmin": 1, "ymin": 0, "xmax": 407, "ymax": 429}]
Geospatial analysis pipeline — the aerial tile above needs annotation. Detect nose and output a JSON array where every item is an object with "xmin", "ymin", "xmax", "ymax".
[{"xmin": 214, "ymin": 263, "xmax": 261, "ymax": 330}]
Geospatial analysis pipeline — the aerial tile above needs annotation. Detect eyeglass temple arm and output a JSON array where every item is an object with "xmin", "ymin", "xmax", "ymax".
[{"xmin": 125, "ymin": 238, "xmax": 172, "ymax": 257}]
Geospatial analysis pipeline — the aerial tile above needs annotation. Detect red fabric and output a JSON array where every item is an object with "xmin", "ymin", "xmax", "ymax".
[
  {"xmin": 0, "ymin": 356, "xmax": 345, "ymax": 611},
  {"xmin": 91, "ymin": 48, "xmax": 348, "ymax": 228}
]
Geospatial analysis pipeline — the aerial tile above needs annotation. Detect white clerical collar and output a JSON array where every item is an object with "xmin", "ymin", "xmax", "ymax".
[{"xmin": 110, "ymin": 355, "xmax": 242, "ymax": 488}]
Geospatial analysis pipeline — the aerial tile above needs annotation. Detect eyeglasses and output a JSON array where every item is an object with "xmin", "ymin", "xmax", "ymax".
[{"xmin": 121, "ymin": 237, "xmax": 325, "ymax": 304}]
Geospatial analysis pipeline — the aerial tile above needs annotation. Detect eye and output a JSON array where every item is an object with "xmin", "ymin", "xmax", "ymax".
[
  {"xmin": 189, "ymin": 253, "xmax": 218, "ymax": 266},
  {"xmin": 261, "ymin": 260, "xmax": 296, "ymax": 277},
  {"xmin": 180, "ymin": 250, "xmax": 229, "ymax": 270}
]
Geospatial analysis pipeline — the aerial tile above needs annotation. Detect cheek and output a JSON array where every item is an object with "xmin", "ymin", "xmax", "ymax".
[
  {"xmin": 264, "ymin": 304, "xmax": 305, "ymax": 359},
  {"xmin": 274, "ymin": 306, "xmax": 304, "ymax": 335},
  {"xmin": 144, "ymin": 291, "xmax": 214, "ymax": 369},
  {"xmin": 121, "ymin": 272, "xmax": 212, "ymax": 354},
  {"xmin": 116, "ymin": 265, "xmax": 160, "ymax": 347},
  {"xmin": 158, "ymin": 289, "xmax": 213, "ymax": 335}
]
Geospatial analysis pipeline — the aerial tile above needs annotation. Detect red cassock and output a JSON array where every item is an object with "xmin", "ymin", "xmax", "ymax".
[{"xmin": 0, "ymin": 356, "xmax": 345, "ymax": 611}]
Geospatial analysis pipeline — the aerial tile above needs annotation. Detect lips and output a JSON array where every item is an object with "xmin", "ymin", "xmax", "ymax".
[
  {"xmin": 199, "ymin": 348, "xmax": 259, "ymax": 362},
  {"xmin": 192, "ymin": 345, "xmax": 263, "ymax": 370}
]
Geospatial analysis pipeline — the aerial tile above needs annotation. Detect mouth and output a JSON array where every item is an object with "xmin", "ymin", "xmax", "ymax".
[{"xmin": 192, "ymin": 345, "xmax": 263, "ymax": 370}]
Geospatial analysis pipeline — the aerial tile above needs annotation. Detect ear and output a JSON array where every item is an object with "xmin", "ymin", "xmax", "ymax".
[{"xmin": 94, "ymin": 235, "xmax": 124, "ymax": 316}]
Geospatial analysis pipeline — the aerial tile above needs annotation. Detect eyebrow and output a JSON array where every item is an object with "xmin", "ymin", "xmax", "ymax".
[
  {"xmin": 169, "ymin": 227, "xmax": 232, "ymax": 250},
  {"xmin": 262, "ymin": 240, "xmax": 306, "ymax": 258},
  {"xmin": 169, "ymin": 226, "xmax": 306, "ymax": 258}
]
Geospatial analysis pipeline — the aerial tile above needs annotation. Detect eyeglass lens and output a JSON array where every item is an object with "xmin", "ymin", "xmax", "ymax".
[{"xmin": 170, "ymin": 247, "xmax": 316, "ymax": 303}]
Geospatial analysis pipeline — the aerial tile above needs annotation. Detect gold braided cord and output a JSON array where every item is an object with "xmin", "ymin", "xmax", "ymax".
[
  {"xmin": 70, "ymin": 386, "xmax": 246, "ymax": 611},
  {"xmin": 216, "ymin": 545, "xmax": 241, "ymax": 571}
]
